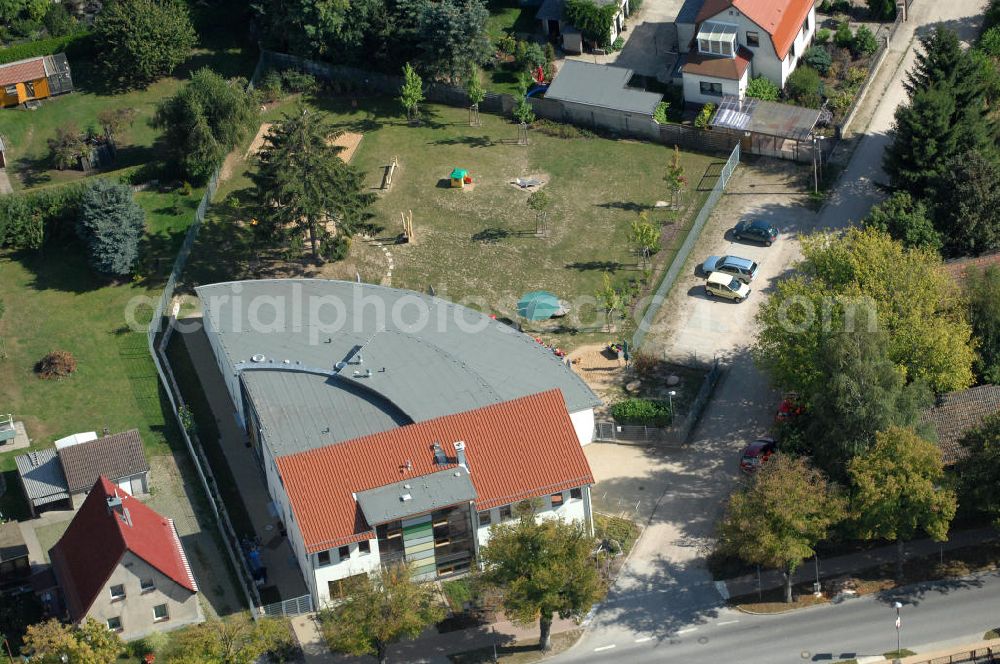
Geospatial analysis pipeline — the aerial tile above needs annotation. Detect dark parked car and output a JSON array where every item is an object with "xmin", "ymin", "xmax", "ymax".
[
  {"xmin": 733, "ymin": 220, "xmax": 778, "ymax": 246},
  {"xmin": 739, "ymin": 437, "xmax": 777, "ymax": 473}
]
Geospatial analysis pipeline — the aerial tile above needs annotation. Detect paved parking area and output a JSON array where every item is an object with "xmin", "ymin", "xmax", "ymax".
[
  {"xmin": 644, "ymin": 158, "xmax": 814, "ymax": 363},
  {"xmin": 565, "ymin": 0, "xmax": 685, "ymax": 79}
]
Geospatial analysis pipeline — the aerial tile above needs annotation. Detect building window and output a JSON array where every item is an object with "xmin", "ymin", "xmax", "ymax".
[
  {"xmin": 338, "ymin": 545, "xmax": 350, "ymax": 560},
  {"xmin": 3, "ymin": 85, "xmax": 16, "ymax": 95},
  {"xmin": 499, "ymin": 505, "xmax": 513, "ymax": 522},
  {"xmin": 317, "ymin": 550, "xmax": 331, "ymax": 567},
  {"xmin": 551, "ymin": 492, "xmax": 564, "ymax": 508},
  {"xmin": 107, "ymin": 616, "xmax": 123, "ymax": 631},
  {"xmin": 23, "ymin": 81, "xmax": 35, "ymax": 97},
  {"xmin": 699, "ymin": 81, "xmax": 723, "ymax": 96},
  {"xmin": 140, "ymin": 578, "xmax": 155, "ymax": 593},
  {"xmin": 790, "ymin": 42, "xmax": 796, "ymax": 58},
  {"xmin": 570, "ymin": 487, "xmax": 583, "ymax": 500},
  {"xmin": 478, "ymin": 510, "xmax": 492, "ymax": 526},
  {"xmin": 699, "ymin": 39, "xmax": 709, "ymax": 52},
  {"xmin": 802, "ymin": 15, "xmax": 810, "ymax": 35},
  {"xmin": 153, "ymin": 604, "xmax": 169, "ymax": 622},
  {"xmin": 746, "ymin": 31, "xmax": 759, "ymax": 47},
  {"xmin": 358, "ymin": 540, "xmax": 371, "ymax": 555},
  {"xmin": 109, "ymin": 584, "xmax": 126, "ymax": 601}
]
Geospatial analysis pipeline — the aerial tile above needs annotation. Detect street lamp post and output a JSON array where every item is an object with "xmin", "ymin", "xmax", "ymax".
[
  {"xmin": 668, "ymin": 390, "xmax": 676, "ymax": 422},
  {"xmin": 893, "ymin": 601, "xmax": 903, "ymax": 663}
]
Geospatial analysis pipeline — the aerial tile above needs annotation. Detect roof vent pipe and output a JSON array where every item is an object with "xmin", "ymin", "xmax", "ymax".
[
  {"xmin": 454, "ymin": 441, "xmax": 468, "ymax": 471},
  {"xmin": 433, "ymin": 442, "xmax": 446, "ymax": 465}
]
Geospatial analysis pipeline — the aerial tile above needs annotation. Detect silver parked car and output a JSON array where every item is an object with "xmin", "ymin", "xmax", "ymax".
[{"xmin": 702, "ymin": 255, "xmax": 759, "ymax": 283}]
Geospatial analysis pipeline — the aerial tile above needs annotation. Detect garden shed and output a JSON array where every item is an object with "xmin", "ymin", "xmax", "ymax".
[
  {"xmin": 0, "ymin": 53, "xmax": 73, "ymax": 108},
  {"xmin": 709, "ymin": 95, "xmax": 823, "ymax": 162},
  {"xmin": 543, "ymin": 61, "xmax": 663, "ymax": 139}
]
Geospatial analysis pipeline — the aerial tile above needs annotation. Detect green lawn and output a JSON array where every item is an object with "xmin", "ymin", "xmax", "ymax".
[
  {"xmin": 1, "ymin": 45, "xmax": 257, "ymax": 192},
  {"xmin": 486, "ymin": 0, "xmax": 539, "ymax": 40},
  {"xmin": 184, "ymin": 96, "xmax": 716, "ymax": 350}
]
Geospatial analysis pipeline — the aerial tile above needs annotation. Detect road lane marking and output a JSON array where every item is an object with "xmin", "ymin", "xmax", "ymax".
[
  {"xmin": 676, "ymin": 628, "xmax": 698, "ymax": 635},
  {"xmin": 635, "ymin": 637, "xmax": 653, "ymax": 643},
  {"xmin": 717, "ymin": 620, "xmax": 740, "ymax": 626},
  {"xmin": 594, "ymin": 645, "xmax": 617, "ymax": 652}
]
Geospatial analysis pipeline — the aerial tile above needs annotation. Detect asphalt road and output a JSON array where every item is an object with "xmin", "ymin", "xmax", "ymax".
[
  {"xmin": 561, "ymin": 0, "xmax": 989, "ymax": 660},
  {"xmin": 563, "ymin": 570, "xmax": 1000, "ymax": 664}
]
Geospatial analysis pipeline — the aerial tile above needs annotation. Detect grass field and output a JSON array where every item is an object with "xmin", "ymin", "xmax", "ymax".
[
  {"xmin": 184, "ymin": 95, "xmax": 718, "ymax": 350},
  {"xmin": 0, "ymin": 195, "xmax": 202, "ymax": 518},
  {"xmin": 1, "ymin": 45, "xmax": 257, "ymax": 192}
]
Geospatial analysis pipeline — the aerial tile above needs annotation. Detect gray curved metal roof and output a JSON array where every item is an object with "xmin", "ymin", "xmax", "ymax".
[{"xmin": 196, "ymin": 280, "xmax": 600, "ymax": 455}]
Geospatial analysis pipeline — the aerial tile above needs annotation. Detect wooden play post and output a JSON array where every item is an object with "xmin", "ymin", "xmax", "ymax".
[
  {"xmin": 401, "ymin": 210, "xmax": 414, "ymax": 243},
  {"xmin": 382, "ymin": 156, "xmax": 399, "ymax": 190}
]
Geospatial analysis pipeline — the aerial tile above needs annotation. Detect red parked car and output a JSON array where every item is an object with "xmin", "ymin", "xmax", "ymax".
[{"xmin": 740, "ymin": 437, "xmax": 777, "ymax": 474}]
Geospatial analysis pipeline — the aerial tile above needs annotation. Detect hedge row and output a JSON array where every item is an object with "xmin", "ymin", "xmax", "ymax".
[
  {"xmin": 0, "ymin": 183, "xmax": 87, "ymax": 250},
  {"xmin": 0, "ymin": 31, "xmax": 94, "ymax": 66}
]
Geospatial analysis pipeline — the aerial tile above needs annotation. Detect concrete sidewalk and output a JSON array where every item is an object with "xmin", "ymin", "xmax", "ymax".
[
  {"xmin": 722, "ymin": 527, "xmax": 1000, "ymax": 599},
  {"xmin": 291, "ymin": 612, "xmax": 581, "ymax": 663}
]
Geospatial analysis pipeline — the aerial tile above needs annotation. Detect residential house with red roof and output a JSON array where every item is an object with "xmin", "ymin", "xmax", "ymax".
[
  {"xmin": 49, "ymin": 477, "xmax": 202, "ymax": 640},
  {"xmin": 678, "ymin": 0, "xmax": 817, "ymax": 104},
  {"xmin": 196, "ymin": 279, "xmax": 602, "ymax": 608}
]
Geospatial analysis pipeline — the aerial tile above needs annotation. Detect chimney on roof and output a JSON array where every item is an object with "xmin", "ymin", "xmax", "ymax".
[
  {"xmin": 107, "ymin": 492, "xmax": 123, "ymax": 515},
  {"xmin": 433, "ymin": 442, "xmax": 446, "ymax": 465},
  {"xmin": 454, "ymin": 441, "xmax": 468, "ymax": 471}
]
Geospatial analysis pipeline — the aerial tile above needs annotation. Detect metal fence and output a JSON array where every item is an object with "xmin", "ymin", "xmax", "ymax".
[
  {"xmin": 145, "ymin": 71, "xmax": 276, "ymax": 618},
  {"xmin": 631, "ymin": 142, "xmax": 740, "ymax": 350},
  {"xmin": 908, "ymin": 647, "xmax": 998, "ymax": 664},
  {"xmin": 260, "ymin": 593, "xmax": 315, "ymax": 618},
  {"xmin": 595, "ymin": 358, "xmax": 724, "ymax": 446}
]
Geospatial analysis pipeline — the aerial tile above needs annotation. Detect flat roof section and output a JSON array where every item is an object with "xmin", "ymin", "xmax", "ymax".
[{"xmin": 355, "ymin": 467, "xmax": 477, "ymax": 527}]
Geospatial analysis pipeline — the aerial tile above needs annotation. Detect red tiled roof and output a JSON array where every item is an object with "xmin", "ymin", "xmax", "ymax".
[
  {"xmin": 941, "ymin": 251, "xmax": 1000, "ymax": 282},
  {"xmin": 696, "ymin": 0, "xmax": 814, "ymax": 60},
  {"xmin": 49, "ymin": 477, "xmax": 198, "ymax": 622},
  {"xmin": 0, "ymin": 57, "xmax": 46, "ymax": 87},
  {"xmin": 277, "ymin": 390, "xmax": 595, "ymax": 553},
  {"xmin": 683, "ymin": 46, "xmax": 753, "ymax": 80},
  {"xmin": 922, "ymin": 385, "xmax": 1000, "ymax": 465}
]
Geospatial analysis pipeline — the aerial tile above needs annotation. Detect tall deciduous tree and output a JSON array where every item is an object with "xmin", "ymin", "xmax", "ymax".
[
  {"xmin": 718, "ymin": 454, "xmax": 845, "ymax": 603},
  {"xmin": 399, "ymin": 62, "xmax": 424, "ymax": 123},
  {"xmin": 22, "ymin": 618, "xmax": 124, "ymax": 664},
  {"xmin": 162, "ymin": 614, "xmax": 293, "ymax": 664},
  {"xmin": 955, "ymin": 413, "xmax": 1000, "ymax": 525},
  {"xmin": 479, "ymin": 512, "xmax": 603, "ymax": 650},
  {"xmin": 76, "ymin": 179, "xmax": 146, "ymax": 277},
  {"xmin": 967, "ymin": 265, "xmax": 1000, "ymax": 384},
  {"xmin": 932, "ymin": 150, "xmax": 1000, "ymax": 257},
  {"xmin": 754, "ymin": 227, "xmax": 976, "ymax": 396},
  {"xmin": 154, "ymin": 67, "xmax": 259, "ymax": 184},
  {"xmin": 862, "ymin": 191, "xmax": 941, "ymax": 251},
  {"xmin": 848, "ymin": 426, "xmax": 957, "ymax": 579},
  {"xmin": 866, "ymin": 0, "xmax": 895, "ymax": 20},
  {"xmin": 252, "ymin": 109, "xmax": 376, "ymax": 261},
  {"xmin": 805, "ymin": 317, "xmax": 933, "ymax": 475},
  {"xmin": 319, "ymin": 563, "xmax": 445, "ymax": 664},
  {"xmin": 94, "ymin": 0, "xmax": 196, "ymax": 87}
]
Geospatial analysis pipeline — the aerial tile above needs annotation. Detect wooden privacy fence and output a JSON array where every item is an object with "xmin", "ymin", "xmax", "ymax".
[{"xmin": 595, "ymin": 358, "xmax": 724, "ymax": 447}]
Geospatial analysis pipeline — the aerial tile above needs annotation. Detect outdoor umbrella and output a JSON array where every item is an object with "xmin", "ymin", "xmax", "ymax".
[{"xmin": 517, "ymin": 291, "xmax": 562, "ymax": 321}]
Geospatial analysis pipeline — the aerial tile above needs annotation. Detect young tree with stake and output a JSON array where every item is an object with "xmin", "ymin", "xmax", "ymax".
[{"xmin": 400, "ymin": 63, "xmax": 424, "ymax": 124}]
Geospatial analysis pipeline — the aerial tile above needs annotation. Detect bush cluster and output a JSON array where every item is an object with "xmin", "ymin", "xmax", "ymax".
[
  {"xmin": 531, "ymin": 119, "xmax": 596, "ymax": 139},
  {"xmin": 0, "ymin": 184, "xmax": 86, "ymax": 250},
  {"xmin": 0, "ymin": 31, "xmax": 93, "ymax": 65},
  {"xmin": 694, "ymin": 103, "xmax": 715, "ymax": 129},
  {"xmin": 611, "ymin": 398, "xmax": 673, "ymax": 426}
]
